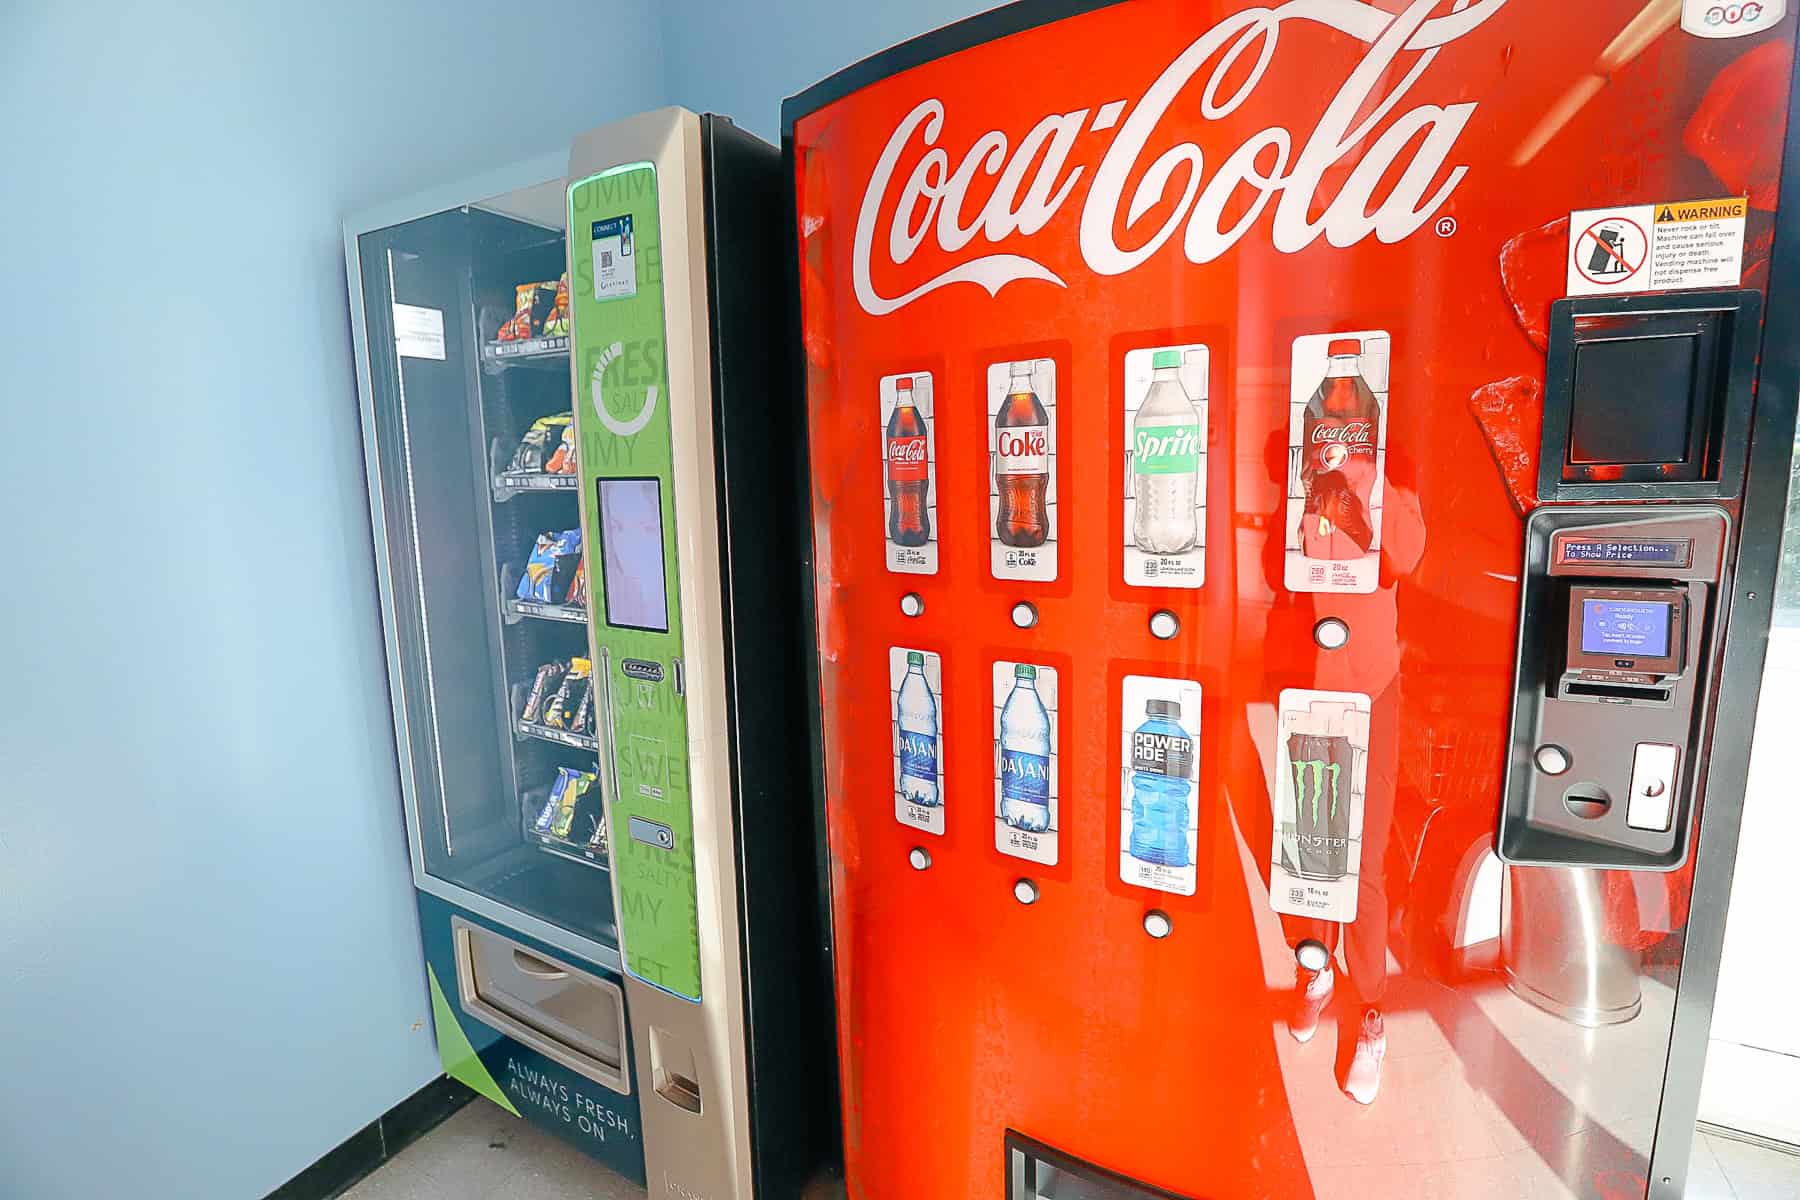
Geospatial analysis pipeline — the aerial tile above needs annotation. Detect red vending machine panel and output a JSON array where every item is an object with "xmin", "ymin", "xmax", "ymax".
[{"xmin": 786, "ymin": 3, "xmax": 1798, "ymax": 1197}]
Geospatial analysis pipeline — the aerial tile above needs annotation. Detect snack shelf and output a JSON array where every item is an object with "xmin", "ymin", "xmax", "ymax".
[
  {"xmin": 537, "ymin": 837, "xmax": 611, "ymax": 871},
  {"xmin": 481, "ymin": 334, "xmax": 569, "ymax": 368},
  {"xmin": 507, "ymin": 598, "xmax": 589, "ymax": 625},
  {"xmin": 516, "ymin": 719, "xmax": 598, "ymax": 752},
  {"xmin": 494, "ymin": 470, "xmax": 578, "ymax": 497}
]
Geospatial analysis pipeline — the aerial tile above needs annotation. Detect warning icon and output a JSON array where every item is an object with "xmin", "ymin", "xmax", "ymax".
[{"xmin": 1573, "ymin": 217, "xmax": 1647, "ymax": 286}]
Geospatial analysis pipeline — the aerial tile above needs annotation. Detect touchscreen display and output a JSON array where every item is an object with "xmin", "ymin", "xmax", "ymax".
[
  {"xmin": 598, "ymin": 478, "xmax": 669, "ymax": 632},
  {"xmin": 1580, "ymin": 599, "xmax": 1671, "ymax": 659}
]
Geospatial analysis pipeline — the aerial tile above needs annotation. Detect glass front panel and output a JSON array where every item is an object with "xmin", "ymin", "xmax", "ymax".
[
  {"xmin": 358, "ymin": 178, "xmax": 614, "ymax": 946},
  {"xmin": 791, "ymin": 4, "xmax": 1795, "ymax": 1198}
]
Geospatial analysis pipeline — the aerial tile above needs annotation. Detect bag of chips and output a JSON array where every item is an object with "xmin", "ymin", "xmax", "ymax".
[
  {"xmin": 497, "ymin": 281, "xmax": 558, "ymax": 341},
  {"xmin": 542, "ymin": 657, "xmax": 591, "ymax": 730},
  {"xmin": 541, "ymin": 272, "xmax": 570, "ymax": 337},
  {"xmin": 508, "ymin": 413, "xmax": 572, "ymax": 474},
  {"xmin": 543, "ymin": 420, "xmax": 577, "ymax": 474},
  {"xmin": 517, "ymin": 528, "xmax": 582, "ymax": 602}
]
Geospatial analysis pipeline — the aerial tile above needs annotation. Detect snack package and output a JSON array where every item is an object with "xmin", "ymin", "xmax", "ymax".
[
  {"xmin": 535, "ymin": 766, "xmax": 594, "ymax": 838},
  {"xmin": 585, "ymin": 805, "xmax": 609, "ymax": 854},
  {"xmin": 542, "ymin": 657, "xmax": 592, "ymax": 730},
  {"xmin": 544, "ymin": 420, "xmax": 578, "ymax": 474},
  {"xmin": 569, "ymin": 675, "xmax": 594, "ymax": 735},
  {"xmin": 541, "ymin": 272, "xmax": 570, "ymax": 337},
  {"xmin": 517, "ymin": 528, "xmax": 582, "ymax": 602},
  {"xmin": 565, "ymin": 553, "xmax": 589, "ymax": 609},
  {"xmin": 508, "ymin": 413, "xmax": 572, "ymax": 474},
  {"xmin": 497, "ymin": 281, "xmax": 558, "ymax": 341},
  {"xmin": 521, "ymin": 660, "xmax": 566, "ymax": 724}
]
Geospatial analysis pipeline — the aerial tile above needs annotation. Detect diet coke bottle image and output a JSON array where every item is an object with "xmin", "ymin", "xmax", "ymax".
[
  {"xmin": 995, "ymin": 361, "xmax": 1049, "ymax": 546},
  {"xmin": 885, "ymin": 375, "xmax": 930, "ymax": 546},
  {"xmin": 879, "ymin": 371, "xmax": 937, "ymax": 574},
  {"xmin": 989, "ymin": 358, "xmax": 1056, "ymax": 581},
  {"xmin": 1285, "ymin": 332, "xmax": 1389, "ymax": 594}
]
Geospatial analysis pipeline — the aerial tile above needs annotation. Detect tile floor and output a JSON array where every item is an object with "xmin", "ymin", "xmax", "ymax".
[{"xmin": 346, "ymin": 1099, "xmax": 1799, "ymax": 1199}]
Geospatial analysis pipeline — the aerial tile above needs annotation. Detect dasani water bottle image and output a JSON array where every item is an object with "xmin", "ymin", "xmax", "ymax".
[
  {"xmin": 999, "ymin": 664, "xmax": 1051, "ymax": 831},
  {"xmin": 896, "ymin": 650, "xmax": 940, "ymax": 809}
]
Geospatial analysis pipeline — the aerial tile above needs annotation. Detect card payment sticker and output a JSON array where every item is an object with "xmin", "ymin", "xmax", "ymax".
[{"xmin": 591, "ymin": 215, "xmax": 637, "ymax": 301}]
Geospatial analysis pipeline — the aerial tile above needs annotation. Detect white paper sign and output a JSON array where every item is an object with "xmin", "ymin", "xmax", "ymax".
[
  {"xmin": 1566, "ymin": 198, "xmax": 1746, "ymax": 296},
  {"xmin": 392, "ymin": 303, "xmax": 445, "ymax": 361}
]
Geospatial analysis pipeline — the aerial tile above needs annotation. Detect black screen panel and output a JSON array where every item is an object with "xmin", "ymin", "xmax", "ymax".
[{"xmin": 1568, "ymin": 335, "xmax": 1697, "ymax": 465}]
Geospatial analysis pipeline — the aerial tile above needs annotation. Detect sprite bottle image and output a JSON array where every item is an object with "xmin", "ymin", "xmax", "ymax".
[{"xmin": 1132, "ymin": 349, "xmax": 1202, "ymax": 555}]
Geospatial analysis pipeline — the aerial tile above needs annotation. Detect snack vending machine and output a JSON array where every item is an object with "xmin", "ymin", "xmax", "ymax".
[
  {"xmin": 348, "ymin": 108, "xmax": 833, "ymax": 1199},
  {"xmin": 786, "ymin": 3, "xmax": 1800, "ymax": 1198}
]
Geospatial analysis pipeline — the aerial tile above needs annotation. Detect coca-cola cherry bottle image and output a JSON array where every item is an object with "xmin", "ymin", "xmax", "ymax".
[
  {"xmin": 1299, "ymin": 338, "xmax": 1379, "ymax": 560},
  {"xmin": 886, "ymin": 375, "xmax": 930, "ymax": 547},
  {"xmin": 995, "ymin": 360, "xmax": 1050, "ymax": 547}
]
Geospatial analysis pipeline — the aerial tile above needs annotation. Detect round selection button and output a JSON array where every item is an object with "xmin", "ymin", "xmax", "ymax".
[{"xmin": 1535, "ymin": 745, "xmax": 1571, "ymax": 776}]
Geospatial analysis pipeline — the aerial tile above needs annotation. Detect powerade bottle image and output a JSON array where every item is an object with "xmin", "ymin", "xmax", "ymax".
[
  {"xmin": 897, "ymin": 651, "xmax": 940, "ymax": 808},
  {"xmin": 998, "ymin": 664, "xmax": 1051, "ymax": 831},
  {"xmin": 1129, "ymin": 699, "xmax": 1194, "ymax": 866},
  {"xmin": 1132, "ymin": 349, "xmax": 1202, "ymax": 554}
]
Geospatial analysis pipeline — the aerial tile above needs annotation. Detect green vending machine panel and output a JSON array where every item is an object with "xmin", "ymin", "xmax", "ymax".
[{"xmin": 569, "ymin": 161, "xmax": 702, "ymax": 1002}]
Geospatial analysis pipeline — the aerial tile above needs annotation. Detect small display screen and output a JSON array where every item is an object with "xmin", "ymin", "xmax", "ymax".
[
  {"xmin": 597, "ymin": 478, "xmax": 669, "ymax": 633},
  {"xmin": 1580, "ymin": 599, "xmax": 1672, "ymax": 659},
  {"xmin": 1560, "ymin": 539, "xmax": 1691, "ymax": 566}
]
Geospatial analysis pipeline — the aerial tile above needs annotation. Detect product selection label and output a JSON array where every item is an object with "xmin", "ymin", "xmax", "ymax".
[
  {"xmin": 994, "ymin": 661, "xmax": 1059, "ymax": 866},
  {"xmin": 891, "ymin": 647, "xmax": 945, "ymax": 835},
  {"xmin": 987, "ymin": 359, "xmax": 1058, "ymax": 582},
  {"xmin": 1124, "ymin": 344, "xmax": 1210, "ymax": 588},
  {"xmin": 1119, "ymin": 674, "xmax": 1203, "ymax": 896},
  {"xmin": 1270, "ymin": 689, "xmax": 1371, "ymax": 923},
  {"xmin": 1284, "ymin": 330, "xmax": 1390, "ymax": 595},
  {"xmin": 880, "ymin": 371, "xmax": 938, "ymax": 575}
]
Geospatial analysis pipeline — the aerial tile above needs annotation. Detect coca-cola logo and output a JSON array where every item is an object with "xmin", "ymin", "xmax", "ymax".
[
  {"xmin": 889, "ymin": 435, "xmax": 928, "ymax": 463},
  {"xmin": 850, "ymin": 0, "xmax": 1504, "ymax": 316},
  {"xmin": 997, "ymin": 428, "xmax": 1049, "ymax": 457},
  {"xmin": 1311, "ymin": 423, "xmax": 1374, "ymax": 445}
]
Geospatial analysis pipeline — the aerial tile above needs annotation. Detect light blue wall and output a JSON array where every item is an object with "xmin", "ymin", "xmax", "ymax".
[
  {"xmin": 657, "ymin": 0, "xmax": 1001, "ymax": 143},
  {"xmin": 0, "ymin": 4, "xmax": 664, "ymax": 1198}
]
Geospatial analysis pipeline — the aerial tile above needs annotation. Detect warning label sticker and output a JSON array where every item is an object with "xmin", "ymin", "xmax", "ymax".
[{"xmin": 1567, "ymin": 197, "xmax": 1746, "ymax": 296}]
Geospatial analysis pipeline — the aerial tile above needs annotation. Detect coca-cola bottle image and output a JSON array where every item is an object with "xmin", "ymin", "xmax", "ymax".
[
  {"xmin": 886, "ymin": 376, "xmax": 930, "ymax": 547},
  {"xmin": 994, "ymin": 360, "xmax": 1050, "ymax": 547},
  {"xmin": 1299, "ymin": 338, "xmax": 1379, "ymax": 559}
]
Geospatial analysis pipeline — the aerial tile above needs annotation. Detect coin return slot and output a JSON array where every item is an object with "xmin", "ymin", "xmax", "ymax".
[{"xmin": 649, "ymin": 1025, "xmax": 703, "ymax": 1114}]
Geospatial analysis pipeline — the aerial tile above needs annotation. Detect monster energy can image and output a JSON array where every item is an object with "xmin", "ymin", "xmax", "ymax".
[{"xmin": 1284, "ymin": 732, "xmax": 1355, "ymax": 881}]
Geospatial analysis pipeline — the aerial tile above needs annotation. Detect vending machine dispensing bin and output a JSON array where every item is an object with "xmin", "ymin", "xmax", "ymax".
[{"xmin": 784, "ymin": 3, "xmax": 1800, "ymax": 1197}]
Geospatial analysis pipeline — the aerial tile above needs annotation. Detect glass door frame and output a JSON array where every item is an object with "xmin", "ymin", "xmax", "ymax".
[{"xmin": 345, "ymin": 150, "xmax": 623, "ymax": 975}]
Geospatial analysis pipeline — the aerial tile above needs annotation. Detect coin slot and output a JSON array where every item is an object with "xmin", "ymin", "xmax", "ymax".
[{"xmin": 1562, "ymin": 782, "xmax": 1611, "ymax": 820}]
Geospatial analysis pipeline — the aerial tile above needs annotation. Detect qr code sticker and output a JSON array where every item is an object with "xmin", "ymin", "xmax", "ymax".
[{"xmin": 600, "ymin": 250, "xmax": 614, "ymax": 268}]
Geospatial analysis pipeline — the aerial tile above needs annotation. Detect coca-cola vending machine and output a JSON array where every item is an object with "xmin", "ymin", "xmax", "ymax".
[{"xmin": 786, "ymin": 2, "xmax": 1800, "ymax": 1197}]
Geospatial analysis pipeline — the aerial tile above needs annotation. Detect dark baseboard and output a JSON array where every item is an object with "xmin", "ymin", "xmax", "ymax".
[{"xmin": 265, "ymin": 1075, "xmax": 475, "ymax": 1200}]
